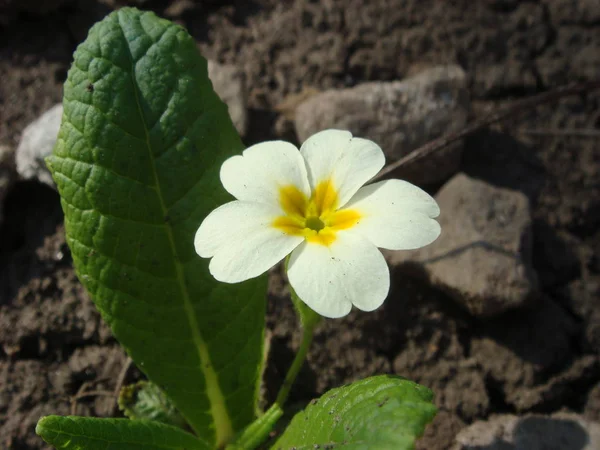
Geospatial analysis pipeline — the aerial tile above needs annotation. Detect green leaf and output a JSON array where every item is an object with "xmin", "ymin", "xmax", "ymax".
[
  {"xmin": 272, "ymin": 376, "xmax": 437, "ymax": 450},
  {"xmin": 48, "ymin": 7, "xmax": 266, "ymax": 446},
  {"xmin": 118, "ymin": 381, "xmax": 187, "ymax": 430},
  {"xmin": 36, "ymin": 416, "xmax": 210, "ymax": 450}
]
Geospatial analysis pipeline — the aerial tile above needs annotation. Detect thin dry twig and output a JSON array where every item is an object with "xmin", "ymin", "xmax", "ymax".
[
  {"xmin": 70, "ymin": 378, "xmax": 111, "ymax": 415},
  {"xmin": 374, "ymin": 80, "xmax": 600, "ymax": 181},
  {"xmin": 111, "ymin": 356, "xmax": 133, "ymax": 416},
  {"xmin": 74, "ymin": 391, "xmax": 115, "ymax": 400},
  {"xmin": 69, "ymin": 356, "xmax": 133, "ymax": 417}
]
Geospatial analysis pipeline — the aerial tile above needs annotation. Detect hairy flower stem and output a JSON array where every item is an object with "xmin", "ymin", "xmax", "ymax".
[
  {"xmin": 275, "ymin": 276, "xmax": 322, "ymax": 407},
  {"xmin": 226, "ymin": 403, "xmax": 283, "ymax": 450},
  {"xmin": 275, "ymin": 315, "xmax": 318, "ymax": 407}
]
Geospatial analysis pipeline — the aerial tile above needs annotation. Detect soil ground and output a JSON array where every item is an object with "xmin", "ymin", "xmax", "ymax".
[{"xmin": 1, "ymin": 1, "xmax": 599, "ymax": 449}]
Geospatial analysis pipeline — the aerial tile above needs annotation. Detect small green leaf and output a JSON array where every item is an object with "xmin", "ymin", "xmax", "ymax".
[
  {"xmin": 36, "ymin": 416, "xmax": 210, "ymax": 450},
  {"xmin": 48, "ymin": 7, "xmax": 266, "ymax": 447},
  {"xmin": 119, "ymin": 381, "xmax": 187, "ymax": 429},
  {"xmin": 272, "ymin": 376, "xmax": 437, "ymax": 450}
]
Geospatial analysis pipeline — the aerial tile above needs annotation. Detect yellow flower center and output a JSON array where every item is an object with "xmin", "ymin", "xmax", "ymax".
[{"xmin": 273, "ymin": 179, "xmax": 361, "ymax": 246}]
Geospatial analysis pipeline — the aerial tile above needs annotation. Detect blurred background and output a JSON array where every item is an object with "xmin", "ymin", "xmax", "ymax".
[{"xmin": 0, "ymin": 1, "xmax": 599, "ymax": 449}]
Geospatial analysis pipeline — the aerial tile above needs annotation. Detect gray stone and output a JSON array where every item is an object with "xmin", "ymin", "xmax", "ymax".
[
  {"xmin": 389, "ymin": 173, "xmax": 537, "ymax": 317},
  {"xmin": 294, "ymin": 65, "xmax": 469, "ymax": 185},
  {"xmin": 15, "ymin": 104, "xmax": 62, "ymax": 188},
  {"xmin": 452, "ymin": 413, "xmax": 600, "ymax": 450},
  {"xmin": 208, "ymin": 60, "xmax": 248, "ymax": 137}
]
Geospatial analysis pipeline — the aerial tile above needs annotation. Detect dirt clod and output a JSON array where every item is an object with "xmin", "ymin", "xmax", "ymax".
[{"xmin": 1, "ymin": 1, "xmax": 600, "ymax": 449}]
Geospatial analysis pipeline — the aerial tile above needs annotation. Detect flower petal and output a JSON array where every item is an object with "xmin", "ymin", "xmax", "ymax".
[
  {"xmin": 220, "ymin": 141, "xmax": 311, "ymax": 208},
  {"xmin": 195, "ymin": 201, "xmax": 274, "ymax": 257},
  {"xmin": 209, "ymin": 230, "xmax": 302, "ymax": 283},
  {"xmin": 344, "ymin": 179, "xmax": 441, "ymax": 250},
  {"xmin": 194, "ymin": 201, "xmax": 303, "ymax": 283},
  {"xmin": 300, "ymin": 129, "xmax": 385, "ymax": 208},
  {"xmin": 287, "ymin": 232, "xmax": 390, "ymax": 318}
]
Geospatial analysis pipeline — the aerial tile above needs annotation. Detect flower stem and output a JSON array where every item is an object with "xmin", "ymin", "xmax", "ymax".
[
  {"xmin": 277, "ymin": 259, "xmax": 322, "ymax": 407},
  {"xmin": 275, "ymin": 314, "xmax": 318, "ymax": 407},
  {"xmin": 226, "ymin": 403, "xmax": 283, "ymax": 450}
]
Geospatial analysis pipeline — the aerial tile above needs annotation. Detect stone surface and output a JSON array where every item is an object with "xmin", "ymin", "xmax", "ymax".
[
  {"xmin": 389, "ymin": 173, "xmax": 538, "ymax": 317},
  {"xmin": 452, "ymin": 412, "xmax": 600, "ymax": 450},
  {"xmin": 294, "ymin": 65, "xmax": 469, "ymax": 186},
  {"xmin": 207, "ymin": 60, "xmax": 248, "ymax": 137},
  {"xmin": 15, "ymin": 104, "xmax": 62, "ymax": 188}
]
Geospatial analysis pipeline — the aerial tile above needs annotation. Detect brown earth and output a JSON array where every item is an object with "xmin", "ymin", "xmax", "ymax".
[{"xmin": 1, "ymin": 1, "xmax": 599, "ymax": 449}]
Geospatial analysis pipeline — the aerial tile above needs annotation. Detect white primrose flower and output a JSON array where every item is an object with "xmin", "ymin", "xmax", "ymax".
[{"xmin": 194, "ymin": 129, "xmax": 440, "ymax": 318}]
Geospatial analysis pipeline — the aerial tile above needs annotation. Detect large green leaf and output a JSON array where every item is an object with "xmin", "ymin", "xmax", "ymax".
[
  {"xmin": 47, "ymin": 7, "xmax": 266, "ymax": 446},
  {"xmin": 36, "ymin": 416, "xmax": 209, "ymax": 449},
  {"xmin": 272, "ymin": 376, "xmax": 437, "ymax": 450}
]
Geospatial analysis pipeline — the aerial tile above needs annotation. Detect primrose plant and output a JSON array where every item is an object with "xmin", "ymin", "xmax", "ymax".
[{"xmin": 36, "ymin": 8, "xmax": 441, "ymax": 450}]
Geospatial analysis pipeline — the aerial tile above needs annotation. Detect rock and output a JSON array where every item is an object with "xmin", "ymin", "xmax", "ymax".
[
  {"xmin": 208, "ymin": 60, "xmax": 248, "ymax": 137},
  {"xmin": 452, "ymin": 412, "xmax": 600, "ymax": 450},
  {"xmin": 15, "ymin": 104, "xmax": 62, "ymax": 188},
  {"xmin": 294, "ymin": 65, "xmax": 469, "ymax": 186},
  {"xmin": 0, "ymin": 145, "xmax": 15, "ymax": 226},
  {"xmin": 389, "ymin": 173, "xmax": 538, "ymax": 317}
]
